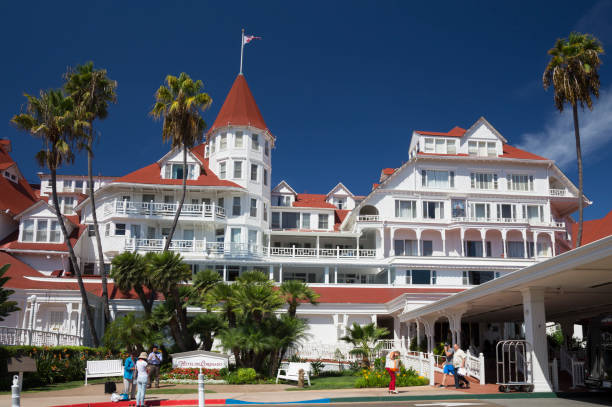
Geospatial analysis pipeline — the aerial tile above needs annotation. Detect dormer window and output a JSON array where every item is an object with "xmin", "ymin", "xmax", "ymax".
[
  {"xmin": 220, "ymin": 133, "xmax": 228, "ymax": 150},
  {"xmin": 21, "ymin": 219, "xmax": 62, "ymax": 242},
  {"xmin": 164, "ymin": 164, "xmax": 196, "ymax": 180},
  {"xmin": 235, "ymin": 131, "xmax": 244, "ymax": 148},
  {"xmin": 468, "ymin": 141, "xmax": 497, "ymax": 157},
  {"xmin": 335, "ymin": 198, "xmax": 345, "ymax": 209},
  {"xmin": 423, "ymin": 138, "xmax": 456, "ymax": 154},
  {"xmin": 275, "ymin": 195, "xmax": 291, "ymax": 207}
]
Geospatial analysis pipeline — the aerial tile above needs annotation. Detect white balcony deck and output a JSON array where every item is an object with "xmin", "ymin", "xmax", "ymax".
[
  {"xmin": 0, "ymin": 326, "xmax": 83, "ymax": 346},
  {"xmin": 103, "ymin": 201, "xmax": 226, "ymax": 220},
  {"xmin": 357, "ymin": 215, "xmax": 565, "ymax": 229}
]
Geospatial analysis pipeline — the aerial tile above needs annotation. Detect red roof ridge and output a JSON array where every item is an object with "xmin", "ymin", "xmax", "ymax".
[
  {"xmin": 415, "ymin": 126, "xmax": 466, "ymax": 138},
  {"xmin": 208, "ymin": 74, "xmax": 270, "ymax": 136}
]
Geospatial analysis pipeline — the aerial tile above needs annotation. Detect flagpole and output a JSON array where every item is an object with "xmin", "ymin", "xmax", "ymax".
[{"xmin": 239, "ymin": 28, "xmax": 245, "ymax": 75}]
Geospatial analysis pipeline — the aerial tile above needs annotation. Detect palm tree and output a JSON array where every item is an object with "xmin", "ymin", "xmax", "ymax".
[
  {"xmin": 543, "ymin": 32, "xmax": 604, "ymax": 247},
  {"xmin": 279, "ymin": 279, "xmax": 320, "ymax": 318},
  {"xmin": 150, "ymin": 73, "xmax": 212, "ymax": 251},
  {"xmin": 340, "ymin": 322, "xmax": 389, "ymax": 368},
  {"xmin": 0, "ymin": 264, "xmax": 20, "ymax": 321},
  {"xmin": 147, "ymin": 251, "xmax": 194, "ymax": 350},
  {"xmin": 103, "ymin": 313, "xmax": 163, "ymax": 353},
  {"xmin": 64, "ymin": 62, "xmax": 117, "ymax": 325},
  {"xmin": 110, "ymin": 251, "xmax": 154, "ymax": 315},
  {"xmin": 11, "ymin": 90, "xmax": 100, "ymax": 346}
]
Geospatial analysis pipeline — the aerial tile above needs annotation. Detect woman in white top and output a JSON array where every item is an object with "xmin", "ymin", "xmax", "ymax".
[
  {"xmin": 385, "ymin": 350, "xmax": 400, "ymax": 394},
  {"xmin": 135, "ymin": 352, "xmax": 149, "ymax": 407}
]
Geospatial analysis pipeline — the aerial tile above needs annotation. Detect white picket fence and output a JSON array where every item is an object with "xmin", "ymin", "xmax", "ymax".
[
  {"xmin": 0, "ymin": 326, "xmax": 83, "ymax": 346},
  {"xmin": 559, "ymin": 347, "xmax": 585, "ymax": 388}
]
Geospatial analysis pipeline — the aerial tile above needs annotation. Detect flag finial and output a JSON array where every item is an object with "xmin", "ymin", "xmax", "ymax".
[{"xmin": 239, "ymin": 30, "xmax": 261, "ymax": 75}]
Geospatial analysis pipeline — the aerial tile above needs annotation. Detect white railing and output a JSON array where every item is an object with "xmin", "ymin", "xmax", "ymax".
[
  {"xmin": 548, "ymin": 358, "xmax": 559, "ymax": 391},
  {"xmin": 124, "ymin": 238, "xmax": 261, "ymax": 257},
  {"xmin": 357, "ymin": 215, "xmax": 380, "ymax": 222},
  {"xmin": 402, "ymin": 352, "xmax": 435, "ymax": 385},
  {"xmin": 550, "ymin": 189, "xmax": 567, "ymax": 197},
  {"xmin": 265, "ymin": 247, "xmax": 377, "ymax": 259},
  {"xmin": 560, "ymin": 347, "xmax": 585, "ymax": 388},
  {"xmin": 0, "ymin": 326, "xmax": 82, "ymax": 346},
  {"xmin": 107, "ymin": 200, "xmax": 226, "ymax": 220},
  {"xmin": 466, "ymin": 350, "xmax": 486, "ymax": 385}
]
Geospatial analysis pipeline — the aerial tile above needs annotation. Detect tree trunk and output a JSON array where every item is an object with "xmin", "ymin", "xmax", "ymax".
[
  {"xmin": 88, "ymin": 134, "xmax": 111, "ymax": 325},
  {"xmin": 572, "ymin": 104, "xmax": 584, "ymax": 247},
  {"xmin": 163, "ymin": 146, "xmax": 188, "ymax": 251},
  {"xmin": 168, "ymin": 315, "xmax": 186, "ymax": 350},
  {"xmin": 50, "ymin": 169, "xmax": 100, "ymax": 347}
]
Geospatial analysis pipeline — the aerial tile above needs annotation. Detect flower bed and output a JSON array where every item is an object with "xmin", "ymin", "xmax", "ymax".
[
  {"xmin": 160, "ymin": 367, "xmax": 222, "ymax": 381},
  {"xmin": 355, "ymin": 366, "xmax": 429, "ymax": 388}
]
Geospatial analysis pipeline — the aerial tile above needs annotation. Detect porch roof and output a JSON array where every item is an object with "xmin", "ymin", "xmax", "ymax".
[{"xmin": 400, "ymin": 236, "xmax": 612, "ymax": 323}]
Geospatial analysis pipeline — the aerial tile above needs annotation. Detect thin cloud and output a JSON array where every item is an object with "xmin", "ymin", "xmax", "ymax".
[{"xmin": 517, "ymin": 86, "xmax": 612, "ymax": 168}]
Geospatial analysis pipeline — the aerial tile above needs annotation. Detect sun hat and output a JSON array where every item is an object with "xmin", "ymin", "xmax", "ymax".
[{"xmin": 139, "ymin": 352, "xmax": 148, "ymax": 359}]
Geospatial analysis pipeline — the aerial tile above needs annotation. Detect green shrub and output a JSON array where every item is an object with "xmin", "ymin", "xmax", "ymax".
[
  {"xmin": 226, "ymin": 367, "xmax": 257, "ymax": 384},
  {"xmin": 310, "ymin": 359, "xmax": 324, "ymax": 376},
  {"xmin": 354, "ymin": 366, "xmax": 429, "ymax": 388},
  {"xmin": 0, "ymin": 345, "xmax": 125, "ymax": 390}
]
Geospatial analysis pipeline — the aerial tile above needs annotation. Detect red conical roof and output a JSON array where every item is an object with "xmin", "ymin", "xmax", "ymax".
[{"xmin": 208, "ymin": 74, "xmax": 270, "ymax": 135}]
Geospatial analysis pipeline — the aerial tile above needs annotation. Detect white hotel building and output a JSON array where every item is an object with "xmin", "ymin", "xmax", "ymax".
[{"xmin": 0, "ymin": 73, "xmax": 584, "ymax": 352}]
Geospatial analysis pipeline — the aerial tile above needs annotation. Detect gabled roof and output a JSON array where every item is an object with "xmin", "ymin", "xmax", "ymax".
[
  {"xmin": 415, "ymin": 126, "xmax": 466, "ymax": 138},
  {"xmin": 464, "ymin": 117, "xmax": 508, "ymax": 143},
  {"xmin": 327, "ymin": 182, "xmax": 353, "ymax": 198},
  {"xmin": 292, "ymin": 194, "xmax": 336, "ymax": 209},
  {"xmin": 207, "ymin": 74, "xmax": 270, "ymax": 136},
  {"xmin": 334, "ymin": 209, "xmax": 350, "ymax": 231},
  {"xmin": 382, "ymin": 168, "xmax": 396, "ymax": 176},
  {"xmin": 272, "ymin": 180, "xmax": 297, "ymax": 196},
  {"xmin": 0, "ymin": 140, "xmax": 39, "ymax": 216},
  {"xmin": 111, "ymin": 145, "xmax": 243, "ymax": 189},
  {"xmin": 501, "ymin": 144, "xmax": 547, "ymax": 160},
  {"xmin": 572, "ymin": 210, "xmax": 612, "ymax": 248}
]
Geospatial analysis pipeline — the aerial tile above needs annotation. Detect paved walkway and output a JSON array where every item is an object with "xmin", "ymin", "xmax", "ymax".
[{"xmin": 1, "ymin": 383, "xmax": 467, "ymax": 407}]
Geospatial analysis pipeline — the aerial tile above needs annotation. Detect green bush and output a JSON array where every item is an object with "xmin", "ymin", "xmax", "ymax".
[
  {"xmin": 310, "ymin": 359, "xmax": 324, "ymax": 376},
  {"xmin": 0, "ymin": 345, "xmax": 125, "ymax": 390},
  {"xmin": 354, "ymin": 366, "xmax": 429, "ymax": 388},
  {"xmin": 226, "ymin": 367, "xmax": 257, "ymax": 384}
]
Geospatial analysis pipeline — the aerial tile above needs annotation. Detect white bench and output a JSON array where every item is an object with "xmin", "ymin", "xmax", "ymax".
[
  {"xmin": 85, "ymin": 359, "xmax": 124, "ymax": 385},
  {"xmin": 276, "ymin": 362, "xmax": 311, "ymax": 386}
]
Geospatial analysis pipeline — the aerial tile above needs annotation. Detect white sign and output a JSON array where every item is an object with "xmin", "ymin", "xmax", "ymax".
[{"xmin": 171, "ymin": 351, "xmax": 229, "ymax": 370}]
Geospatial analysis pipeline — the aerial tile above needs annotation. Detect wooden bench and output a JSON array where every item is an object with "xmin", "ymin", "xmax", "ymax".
[
  {"xmin": 276, "ymin": 362, "xmax": 311, "ymax": 386},
  {"xmin": 85, "ymin": 359, "xmax": 124, "ymax": 385}
]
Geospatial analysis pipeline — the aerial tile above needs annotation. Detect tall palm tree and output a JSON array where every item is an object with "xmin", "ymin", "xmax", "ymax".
[
  {"xmin": 0, "ymin": 264, "xmax": 20, "ymax": 321},
  {"xmin": 150, "ymin": 73, "xmax": 212, "ymax": 251},
  {"xmin": 11, "ymin": 90, "xmax": 100, "ymax": 346},
  {"xmin": 279, "ymin": 279, "xmax": 320, "ymax": 318},
  {"xmin": 64, "ymin": 62, "xmax": 117, "ymax": 324},
  {"xmin": 147, "ymin": 251, "xmax": 194, "ymax": 350},
  {"xmin": 110, "ymin": 251, "xmax": 154, "ymax": 315},
  {"xmin": 340, "ymin": 322, "xmax": 389, "ymax": 368},
  {"xmin": 543, "ymin": 32, "xmax": 604, "ymax": 247}
]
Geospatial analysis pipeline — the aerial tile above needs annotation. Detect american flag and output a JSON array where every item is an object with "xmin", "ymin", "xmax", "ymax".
[{"xmin": 243, "ymin": 35, "xmax": 261, "ymax": 45}]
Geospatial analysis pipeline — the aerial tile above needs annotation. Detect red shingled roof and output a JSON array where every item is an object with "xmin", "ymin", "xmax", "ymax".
[
  {"xmin": 311, "ymin": 287, "xmax": 464, "ymax": 303},
  {"xmin": 293, "ymin": 194, "xmax": 336, "ymax": 209},
  {"xmin": 112, "ymin": 149, "xmax": 243, "ymax": 189},
  {"xmin": 208, "ymin": 74, "xmax": 270, "ymax": 135},
  {"xmin": 415, "ymin": 126, "xmax": 466, "ymax": 138},
  {"xmin": 572, "ymin": 210, "xmax": 612, "ymax": 248},
  {"xmin": 0, "ymin": 223, "xmax": 84, "ymax": 253},
  {"xmin": 382, "ymin": 168, "xmax": 395, "ymax": 176},
  {"xmin": 0, "ymin": 141, "xmax": 38, "ymax": 215},
  {"xmin": 334, "ymin": 209, "xmax": 350, "ymax": 231},
  {"xmin": 501, "ymin": 144, "xmax": 547, "ymax": 160}
]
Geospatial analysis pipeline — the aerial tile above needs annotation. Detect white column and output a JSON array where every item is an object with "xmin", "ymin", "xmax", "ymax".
[
  {"xmin": 223, "ymin": 264, "xmax": 227, "ymax": 282},
  {"xmin": 356, "ymin": 236, "xmax": 360, "ymax": 259},
  {"xmin": 522, "ymin": 287, "xmax": 552, "ymax": 392},
  {"xmin": 387, "ymin": 268, "xmax": 391, "ymax": 285},
  {"xmin": 480, "ymin": 229, "xmax": 486, "ymax": 257},
  {"xmin": 533, "ymin": 231, "xmax": 538, "ymax": 260},
  {"xmin": 316, "ymin": 235, "xmax": 320, "ymax": 259},
  {"xmin": 334, "ymin": 266, "xmax": 338, "ymax": 284},
  {"xmin": 269, "ymin": 265, "xmax": 274, "ymax": 281},
  {"xmin": 416, "ymin": 229, "xmax": 422, "ymax": 256},
  {"xmin": 502, "ymin": 229, "xmax": 507, "ymax": 258},
  {"xmin": 371, "ymin": 314, "xmax": 377, "ymax": 325},
  {"xmin": 460, "ymin": 228, "xmax": 465, "ymax": 257},
  {"xmin": 279, "ymin": 264, "xmax": 283, "ymax": 283},
  {"xmin": 393, "ymin": 315, "xmax": 401, "ymax": 341},
  {"xmin": 442, "ymin": 230, "xmax": 446, "ymax": 256},
  {"xmin": 522, "ymin": 230, "xmax": 528, "ymax": 259},
  {"xmin": 389, "ymin": 228, "xmax": 396, "ymax": 256},
  {"xmin": 324, "ymin": 266, "xmax": 330, "ymax": 284},
  {"xmin": 550, "ymin": 232, "xmax": 556, "ymax": 257}
]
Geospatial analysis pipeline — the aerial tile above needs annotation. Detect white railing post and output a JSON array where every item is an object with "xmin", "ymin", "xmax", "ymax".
[
  {"xmin": 27, "ymin": 328, "xmax": 32, "ymax": 346},
  {"xmin": 149, "ymin": 200, "xmax": 153, "ymax": 216},
  {"xmin": 479, "ymin": 352, "xmax": 485, "ymax": 385},
  {"xmin": 418, "ymin": 352, "xmax": 423, "ymax": 377},
  {"xmin": 56, "ymin": 332, "xmax": 60, "ymax": 346},
  {"xmin": 336, "ymin": 246, "xmax": 340, "ymax": 259},
  {"xmin": 429, "ymin": 352, "xmax": 435, "ymax": 386},
  {"xmin": 292, "ymin": 245, "xmax": 296, "ymax": 258},
  {"xmin": 551, "ymin": 358, "xmax": 559, "ymax": 391}
]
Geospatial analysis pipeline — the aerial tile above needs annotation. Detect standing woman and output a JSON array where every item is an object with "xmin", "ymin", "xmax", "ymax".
[
  {"xmin": 135, "ymin": 352, "xmax": 149, "ymax": 407},
  {"xmin": 385, "ymin": 350, "xmax": 400, "ymax": 394}
]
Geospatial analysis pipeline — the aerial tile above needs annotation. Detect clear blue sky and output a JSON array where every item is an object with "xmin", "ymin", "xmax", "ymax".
[{"xmin": 2, "ymin": 1, "xmax": 611, "ymax": 220}]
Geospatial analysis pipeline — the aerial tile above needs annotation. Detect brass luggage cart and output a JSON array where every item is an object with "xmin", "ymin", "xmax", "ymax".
[{"xmin": 496, "ymin": 340, "xmax": 534, "ymax": 392}]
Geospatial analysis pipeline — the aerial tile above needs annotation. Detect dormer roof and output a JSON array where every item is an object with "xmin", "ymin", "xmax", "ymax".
[
  {"xmin": 271, "ymin": 180, "xmax": 297, "ymax": 196},
  {"xmin": 208, "ymin": 74, "xmax": 270, "ymax": 137},
  {"xmin": 463, "ymin": 117, "xmax": 508, "ymax": 143},
  {"xmin": 327, "ymin": 182, "xmax": 354, "ymax": 198},
  {"xmin": 415, "ymin": 126, "xmax": 466, "ymax": 138}
]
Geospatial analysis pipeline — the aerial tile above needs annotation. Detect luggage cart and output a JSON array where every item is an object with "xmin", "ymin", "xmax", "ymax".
[{"xmin": 496, "ymin": 340, "xmax": 534, "ymax": 393}]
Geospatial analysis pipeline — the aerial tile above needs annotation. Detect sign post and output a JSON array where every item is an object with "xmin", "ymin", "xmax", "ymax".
[
  {"xmin": 198, "ymin": 367, "xmax": 205, "ymax": 407},
  {"xmin": 8, "ymin": 356, "xmax": 37, "ymax": 396},
  {"xmin": 11, "ymin": 375, "xmax": 20, "ymax": 407}
]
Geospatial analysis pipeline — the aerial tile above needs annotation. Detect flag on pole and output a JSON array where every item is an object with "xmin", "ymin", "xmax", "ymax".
[{"xmin": 243, "ymin": 35, "xmax": 261, "ymax": 45}]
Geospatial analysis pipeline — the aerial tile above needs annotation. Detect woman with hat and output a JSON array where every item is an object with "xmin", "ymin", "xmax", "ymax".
[
  {"xmin": 385, "ymin": 349, "xmax": 400, "ymax": 394},
  {"xmin": 135, "ymin": 351, "xmax": 149, "ymax": 407}
]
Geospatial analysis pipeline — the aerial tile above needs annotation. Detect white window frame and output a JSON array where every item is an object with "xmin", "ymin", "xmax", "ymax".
[
  {"xmin": 251, "ymin": 134, "xmax": 260, "ymax": 151},
  {"xmin": 395, "ymin": 200, "xmax": 417, "ymax": 219},
  {"xmin": 470, "ymin": 172, "xmax": 498, "ymax": 190},
  {"xmin": 250, "ymin": 198, "xmax": 257, "ymax": 218},
  {"xmin": 250, "ymin": 164, "xmax": 258, "ymax": 182},
  {"xmin": 233, "ymin": 160, "xmax": 242, "ymax": 179},
  {"xmin": 318, "ymin": 214, "xmax": 328, "ymax": 230},
  {"xmin": 219, "ymin": 161, "xmax": 227, "ymax": 180},
  {"xmin": 235, "ymin": 131, "xmax": 244, "ymax": 148}
]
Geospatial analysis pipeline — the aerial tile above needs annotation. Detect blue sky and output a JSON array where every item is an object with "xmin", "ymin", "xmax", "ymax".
[{"xmin": 2, "ymin": 1, "xmax": 611, "ymax": 220}]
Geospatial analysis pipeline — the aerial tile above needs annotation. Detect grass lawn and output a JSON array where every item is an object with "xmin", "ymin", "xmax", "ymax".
[
  {"xmin": 284, "ymin": 375, "xmax": 357, "ymax": 391},
  {"xmin": 147, "ymin": 388, "xmax": 215, "ymax": 394},
  {"xmin": 0, "ymin": 378, "xmax": 115, "ymax": 395}
]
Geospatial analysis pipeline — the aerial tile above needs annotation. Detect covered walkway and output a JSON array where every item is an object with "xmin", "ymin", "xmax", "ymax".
[{"xmin": 400, "ymin": 236, "xmax": 612, "ymax": 392}]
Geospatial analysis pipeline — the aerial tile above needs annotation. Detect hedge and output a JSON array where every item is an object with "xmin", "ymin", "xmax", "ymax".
[{"xmin": 0, "ymin": 345, "xmax": 127, "ymax": 390}]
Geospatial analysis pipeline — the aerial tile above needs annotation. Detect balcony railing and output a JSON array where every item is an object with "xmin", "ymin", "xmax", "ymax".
[
  {"xmin": 124, "ymin": 238, "xmax": 261, "ymax": 257},
  {"xmin": 104, "ymin": 200, "xmax": 225, "ymax": 220},
  {"xmin": 265, "ymin": 246, "xmax": 377, "ymax": 258},
  {"xmin": 357, "ymin": 215, "xmax": 380, "ymax": 222},
  {"xmin": 550, "ymin": 188, "xmax": 568, "ymax": 197},
  {"xmin": 0, "ymin": 326, "xmax": 82, "ymax": 346},
  {"xmin": 451, "ymin": 217, "xmax": 565, "ymax": 228}
]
